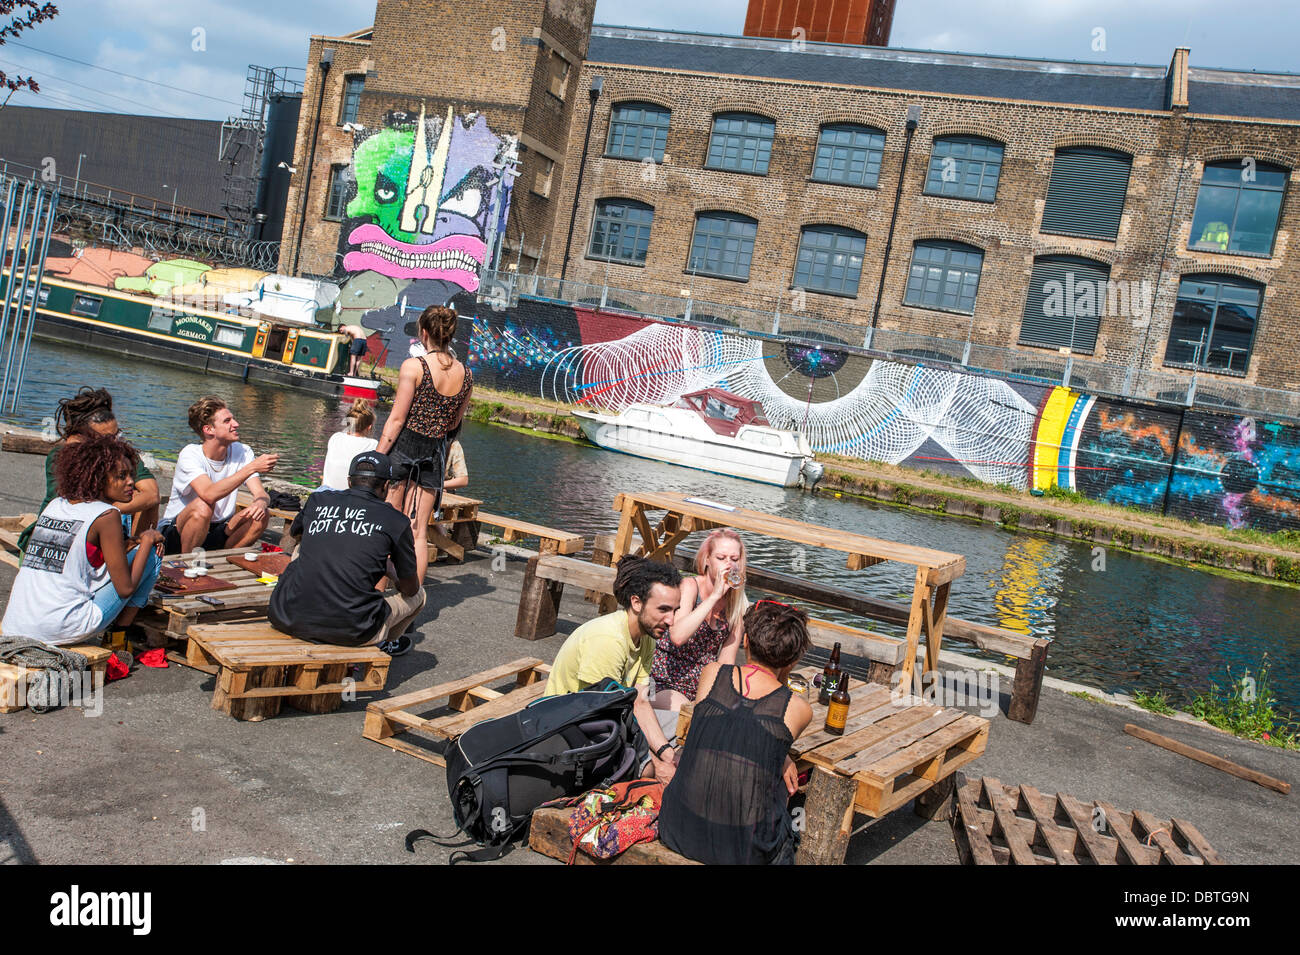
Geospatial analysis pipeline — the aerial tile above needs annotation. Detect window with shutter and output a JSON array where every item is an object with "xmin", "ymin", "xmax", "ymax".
[
  {"xmin": 1040, "ymin": 147, "xmax": 1132, "ymax": 240},
  {"xmin": 1019, "ymin": 255, "xmax": 1110, "ymax": 351}
]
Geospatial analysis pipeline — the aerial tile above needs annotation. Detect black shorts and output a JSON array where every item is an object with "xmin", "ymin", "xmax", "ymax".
[
  {"xmin": 161, "ymin": 519, "xmax": 231, "ymax": 556},
  {"xmin": 389, "ymin": 429, "xmax": 446, "ymax": 493},
  {"xmin": 349, "ymin": 338, "xmax": 368, "ymax": 357}
]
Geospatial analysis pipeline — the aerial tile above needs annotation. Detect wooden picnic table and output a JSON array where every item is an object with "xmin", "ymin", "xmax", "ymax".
[{"xmin": 610, "ymin": 491, "xmax": 966, "ymax": 686}]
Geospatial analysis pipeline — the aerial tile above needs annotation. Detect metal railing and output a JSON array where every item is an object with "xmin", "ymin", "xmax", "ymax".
[{"xmin": 481, "ymin": 269, "xmax": 1300, "ymax": 423}]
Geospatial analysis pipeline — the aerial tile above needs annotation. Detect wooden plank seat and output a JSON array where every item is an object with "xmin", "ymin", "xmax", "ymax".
[
  {"xmin": 187, "ymin": 621, "xmax": 391, "ymax": 721},
  {"xmin": 0, "ymin": 513, "xmax": 36, "ymax": 569},
  {"xmin": 528, "ymin": 806, "xmax": 699, "ymax": 865},
  {"xmin": 952, "ymin": 774, "xmax": 1224, "ymax": 865},
  {"xmin": 476, "ymin": 512, "xmax": 585, "ymax": 555},
  {"xmin": 362, "ymin": 657, "xmax": 551, "ymax": 766},
  {"xmin": 0, "ymin": 643, "xmax": 113, "ymax": 714}
]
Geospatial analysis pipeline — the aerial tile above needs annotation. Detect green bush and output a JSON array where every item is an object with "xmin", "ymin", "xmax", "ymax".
[
  {"xmin": 1189, "ymin": 657, "xmax": 1300, "ymax": 749},
  {"xmin": 1133, "ymin": 689, "xmax": 1174, "ymax": 715}
]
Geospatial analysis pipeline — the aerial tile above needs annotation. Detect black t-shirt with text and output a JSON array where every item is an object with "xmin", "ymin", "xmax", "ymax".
[{"xmin": 269, "ymin": 487, "xmax": 418, "ymax": 645}]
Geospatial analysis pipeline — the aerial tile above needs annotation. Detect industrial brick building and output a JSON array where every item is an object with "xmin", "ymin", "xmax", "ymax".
[{"xmin": 280, "ymin": 0, "xmax": 1300, "ymax": 394}]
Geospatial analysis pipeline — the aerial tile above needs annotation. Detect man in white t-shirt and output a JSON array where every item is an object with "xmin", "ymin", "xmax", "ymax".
[{"xmin": 160, "ymin": 396, "xmax": 279, "ymax": 555}]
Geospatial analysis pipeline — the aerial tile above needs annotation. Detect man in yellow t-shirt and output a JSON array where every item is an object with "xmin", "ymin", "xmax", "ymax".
[{"xmin": 545, "ymin": 557, "xmax": 682, "ymax": 784}]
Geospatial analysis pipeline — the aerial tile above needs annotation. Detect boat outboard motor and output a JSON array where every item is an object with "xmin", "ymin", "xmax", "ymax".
[{"xmin": 799, "ymin": 458, "xmax": 825, "ymax": 490}]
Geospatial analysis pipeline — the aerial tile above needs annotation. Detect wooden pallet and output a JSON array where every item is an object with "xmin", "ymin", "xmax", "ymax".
[
  {"xmin": 0, "ymin": 644, "xmax": 113, "ymax": 713},
  {"xmin": 952, "ymin": 774, "xmax": 1225, "ymax": 865},
  {"xmin": 363, "ymin": 657, "xmax": 551, "ymax": 766},
  {"xmin": 135, "ymin": 548, "xmax": 279, "ymax": 656},
  {"xmin": 0, "ymin": 513, "xmax": 36, "ymax": 569},
  {"xmin": 188, "ymin": 622, "xmax": 391, "ymax": 721}
]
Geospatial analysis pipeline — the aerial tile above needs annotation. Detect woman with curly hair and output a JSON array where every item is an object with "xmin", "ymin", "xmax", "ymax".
[
  {"xmin": 649, "ymin": 529, "xmax": 749, "ymax": 725},
  {"xmin": 2, "ymin": 435, "xmax": 163, "ymax": 646},
  {"xmin": 16, "ymin": 386, "xmax": 160, "ymax": 553},
  {"xmin": 375, "ymin": 305, "xmax": 472, "ymax": 582}
]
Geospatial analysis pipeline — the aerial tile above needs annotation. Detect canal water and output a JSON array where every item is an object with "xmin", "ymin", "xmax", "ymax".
[{"xmin": 8, "ymin": 337, "xmax": 1298, "ymax": 715}]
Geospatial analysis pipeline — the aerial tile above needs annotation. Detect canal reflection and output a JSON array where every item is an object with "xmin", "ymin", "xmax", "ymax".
[{"xmin": 7, "ymin": 337, "xmax": 1298, "ymax": 714}]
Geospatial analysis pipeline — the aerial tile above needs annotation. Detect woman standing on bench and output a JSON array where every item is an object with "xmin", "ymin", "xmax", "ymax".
[
  {"xmin": 649, "ymin": 529, "xmax": 748, "ymax": 725},
  {"xmin": 658, "ymin": 600, "xmax": 813, "ymax": 865},
  {"xmin": 3, "ymin": 435, "xmax": 163, "ymax": 645},
  {"xmin": 374, "ymin": 306, "xmax": 472, "ymax": 581}
]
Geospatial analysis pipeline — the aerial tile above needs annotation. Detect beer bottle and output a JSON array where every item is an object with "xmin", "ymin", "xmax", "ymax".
[
  {"xmin": 818, "ymin": 643, "xmax": 842, "ymax": 705},
  {"xmin": 824, "ymin": 668, "xmax": 851, "ymax": 736}
]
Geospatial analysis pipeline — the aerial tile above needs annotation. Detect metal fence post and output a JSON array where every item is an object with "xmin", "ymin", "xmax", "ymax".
[{"xmin": 11, "ymin": 187, "xmax": 58, "ymax": 411}]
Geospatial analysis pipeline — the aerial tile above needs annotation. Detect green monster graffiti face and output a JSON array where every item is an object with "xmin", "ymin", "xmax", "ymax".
[
  {"xmin": 346, "ymin": 127, "xmax": 416, "ymax": 240},
  {"xmin": 343, "ymin": 105, "xmax": 513, "ymax": 291}
]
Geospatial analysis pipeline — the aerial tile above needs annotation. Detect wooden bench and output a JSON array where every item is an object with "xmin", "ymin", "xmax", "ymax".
[
  {"xmin": 952, "ymin": 774, "xmax": 1224, "ymax": 865},
  {"xmin": 476, "ymin": 513, "xmax": 585, "ymax": 556},
  {"xmin": 528, "ymin": 806, "xmax": 699, "ymax": 865},
  {"xmin": 363, "ymin": 657, "xmax": 551, "ymax": 766},
  {"xmin": 0, "ymin": 644, "xmax": 113, "ymax": 714},
  {"xmin": 187, "ymin": 621, "xmax": 391, "ymax": 721},
  {"xmin": 0, "ymin": 513, "xmax": 35, "ymax": 569}
]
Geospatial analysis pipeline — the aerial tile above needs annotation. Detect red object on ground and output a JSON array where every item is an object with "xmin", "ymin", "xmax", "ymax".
[
  {"xmin": 106, "ymin": 652, "xmax": 130, "ymax": 681},
  {"xmin": 137, "ymin": 648, "xmax": 169, "ymax": 668},
  {"xmin": 261, "ymin": 542, "xmax": 284, "ymax": 553}
]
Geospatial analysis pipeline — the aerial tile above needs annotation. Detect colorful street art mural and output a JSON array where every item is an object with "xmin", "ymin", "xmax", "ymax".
[
  {"xmin": 461, "ymin": 298, "xmax": 1300, "ymax": 533},
  {"xmin": 337, "ymin": 104, "xmax": 518, "ymax": 363}
]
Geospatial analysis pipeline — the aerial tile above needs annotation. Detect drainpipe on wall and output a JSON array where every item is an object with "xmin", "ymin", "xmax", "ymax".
[
  {"xmin": 871, "ymin": 104, "xmax": 920, "ymax": 334},
  {"xmin": 560, "ymin": 76, "xmax": 603, "ymax": 283},
  {"xmin": 291, "ymin": 47, "xmax": 333, "ymax": 277}
]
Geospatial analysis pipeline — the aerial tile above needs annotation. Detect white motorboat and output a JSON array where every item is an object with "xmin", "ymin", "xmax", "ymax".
[{"xmin": 572, "ymin": 388, "xmax": 825, "ymax": 488}]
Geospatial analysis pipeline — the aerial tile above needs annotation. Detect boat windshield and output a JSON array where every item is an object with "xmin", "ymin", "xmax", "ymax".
[{"xmin": 704, "ymin": 396, "xmax": 741, "ymax": 421}]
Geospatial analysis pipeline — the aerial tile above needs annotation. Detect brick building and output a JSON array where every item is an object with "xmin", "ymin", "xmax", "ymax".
[{"xmin": 281, "ymin": 5, "xmax": 1300, "ymax": 393}]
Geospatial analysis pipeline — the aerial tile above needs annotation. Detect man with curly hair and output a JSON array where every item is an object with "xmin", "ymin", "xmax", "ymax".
[{"xmin": 159, "ymin": 396, "xmax": 279, "ymax": 555}]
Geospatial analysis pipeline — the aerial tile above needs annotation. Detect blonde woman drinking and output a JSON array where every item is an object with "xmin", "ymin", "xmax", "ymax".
[{"xmin": 650, "ymin": 528, "xmax": 748, "ymax": 720}]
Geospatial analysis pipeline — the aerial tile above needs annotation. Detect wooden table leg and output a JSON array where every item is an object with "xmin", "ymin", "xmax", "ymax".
[
  {"xmin": 796, "ymin": 766, "xmax": 858, "ymax": 865},
  {"xmin": 914, "ymin": 773, "xmax": 956, "ymax": 821},
  {"xmin": 427, "ymin": 526, "xmax": 465, "ymax": 563},
  {"xmin": 900, "ymin": 568, "xmax": 928, "ymax": 689},
  {"xmin": 923, "ymin": 581, "xmax": 951, "ymax": 678}
]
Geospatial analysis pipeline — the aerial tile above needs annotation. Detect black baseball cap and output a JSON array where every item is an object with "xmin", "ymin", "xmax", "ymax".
[{"xmin": 349, "ymin": 450, "xmax": 393, "ymax": 480}]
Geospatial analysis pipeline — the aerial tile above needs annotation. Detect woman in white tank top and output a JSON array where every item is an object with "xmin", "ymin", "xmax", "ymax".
[{"xmin": 2, "ymin": 435, "xmax": 164, "ymax": 645}]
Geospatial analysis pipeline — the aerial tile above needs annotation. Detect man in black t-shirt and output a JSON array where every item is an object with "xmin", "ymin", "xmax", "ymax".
[{"xmin": 269, "ymin": 451, "xmax": 425, "ymax": 655}]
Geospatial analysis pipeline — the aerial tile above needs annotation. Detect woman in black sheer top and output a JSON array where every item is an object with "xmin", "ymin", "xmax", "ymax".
[{"xmin": 658, "ymin": 600, "xmax": 813, "ymax": 865}]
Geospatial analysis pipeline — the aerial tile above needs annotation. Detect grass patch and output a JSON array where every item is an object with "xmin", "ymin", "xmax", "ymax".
[
  {"xmin": 1133, "ymin": 689, "xmax": 1175, "ymax": 715},
  {"xmin": 1188, "ymin": 657, "xmax": 1300, "ymax": 749},
  {"xmin": 1069, "ymin": 690, "xmax": 1110, "ymax": 705},
  {"xmin": 1043, "ymin": 483, "xmax": 1086, "ymax": 504}
]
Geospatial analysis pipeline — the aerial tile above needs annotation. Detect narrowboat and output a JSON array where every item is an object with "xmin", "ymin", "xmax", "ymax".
[
  {"xmin": 0, "ymin": 270, "xmax": 382, "ymax": 401},
  {"xmin": 572, "ymin": 388, "xmax": 825, "ymax": 488}
]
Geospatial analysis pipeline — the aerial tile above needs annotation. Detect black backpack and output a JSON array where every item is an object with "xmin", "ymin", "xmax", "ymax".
[{"xmin": 407, "ymin": 683, "xmax": 644, "ymax": 862}]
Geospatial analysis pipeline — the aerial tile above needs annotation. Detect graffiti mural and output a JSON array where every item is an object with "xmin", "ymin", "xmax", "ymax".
[
  {"xmin": 462, "ymin": 299, "xmax": 1300, "ymax": 532},
  {"xmin": 338, "ymin": 104, "xmax": 518, "ymax": 363}
]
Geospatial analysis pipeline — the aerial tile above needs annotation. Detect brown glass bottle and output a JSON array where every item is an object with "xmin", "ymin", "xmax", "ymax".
[
  {"xmin": 818, "ymin": 643, "xmax": 842, "ymax": 705},
  {"xmin": 824, "ymin": 669, "xmax": 851, "ymax": 736}
]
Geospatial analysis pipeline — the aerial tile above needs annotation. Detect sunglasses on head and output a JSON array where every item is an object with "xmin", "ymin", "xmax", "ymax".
[{"xmin": 755, "ymin": 598, "xmax": 793, "ymax": 610}]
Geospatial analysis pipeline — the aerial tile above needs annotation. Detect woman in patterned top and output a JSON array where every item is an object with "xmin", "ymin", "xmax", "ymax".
[
  {"xmin": 376, "ymin": 305, "xmax": 473, "ymax": 581},
  {"xmin": 650, "ymin": 528, "xmax": 748, "ymax": 719}
]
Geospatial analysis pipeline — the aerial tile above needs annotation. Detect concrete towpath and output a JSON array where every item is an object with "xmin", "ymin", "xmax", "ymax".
[{"xmin": 0, "ymin": 446, "xmax": 1295, "ymax": 865}]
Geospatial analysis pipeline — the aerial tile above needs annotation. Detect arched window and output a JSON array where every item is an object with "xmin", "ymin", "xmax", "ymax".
[
  {"xmin": 793, "ymin": 226, "xmax": 866, "ymax": 296},
  {"xmin": 706, "ymin": 113, "xmax": 775, "ymax": 175},
  {"xmin": 811, "ymin": 124, "xmax": 885, "ymax": 187},
  {"xmin": 688, "ymin": 212, "xmax": 758, "ymax": 280},
  {"xmin": 924, "ymin": 136, "xmax": 1004, "ymax": 201},
  {"xmin": 1188, "ymin": 160, "xmax": 1287, "ymax": 256},
  {"xmin": 1163, "ymin": 275, "xmax": 1263, "ymax": 373},
  {"xmin": 587, "ymin": 199, "xmax": 654, "ymax": 266},
  {"xmin": 605, "ymin": 102, "xmax": 670, "ymax": 161},
  {"xmin": 904, "ymin": 241, "xmax": 984, "ymax": 313}
]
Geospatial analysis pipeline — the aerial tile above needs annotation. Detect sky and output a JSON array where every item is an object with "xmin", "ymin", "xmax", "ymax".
[{"xmin": 0, "ymin": 0, "xmax": 1295, "ymax": 123}]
